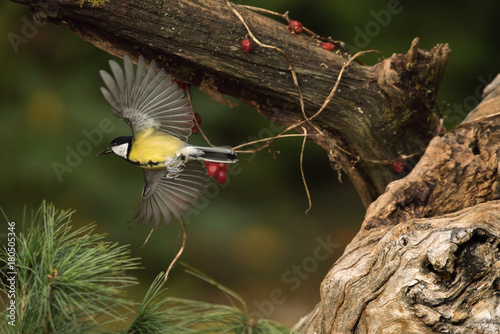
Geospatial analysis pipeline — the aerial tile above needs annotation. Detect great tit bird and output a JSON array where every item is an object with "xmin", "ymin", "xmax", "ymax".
[{"xmin": 97, "ymin": 55, "xmax": 238, "ymax": 229}]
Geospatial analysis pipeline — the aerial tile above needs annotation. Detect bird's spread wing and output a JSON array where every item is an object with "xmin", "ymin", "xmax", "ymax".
[
  {"xmin": 100, "ymin": 55, "xmax": 193, "ymax": 142},
  {"xmin": 134, "ymin": 161, "xmax": 208, "ymax": 229}
]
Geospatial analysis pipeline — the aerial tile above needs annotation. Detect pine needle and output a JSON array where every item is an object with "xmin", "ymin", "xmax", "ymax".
[
  {"xmin": 126, "ymin": 265, "xmax": 294, "ymax": 334},
  {"xmin": 0, "ymin": 202, "xmax": 140, "ymax": 333},
  {"xmin": 1, "ymin": 203, "xmax": 295, "ymax": 334}
]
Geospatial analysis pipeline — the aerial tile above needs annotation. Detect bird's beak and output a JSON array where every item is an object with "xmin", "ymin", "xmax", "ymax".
[{"xmin": 96, "ymin": 147, "xmax": 112, "ymax": 157}]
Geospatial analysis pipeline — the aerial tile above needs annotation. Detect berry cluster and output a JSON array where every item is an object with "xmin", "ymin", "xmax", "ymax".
[
  {"xmin": 241, "ymin": 20, "xmax": 336, "ymax": 54},
  {"xmin": 189, "ymin": 113, "xmax": 229, "ymax": 183},
  {"xmin": 204, "ymin": 161, "xmax": 228, "ymax": 184},
  {"xmin": 286, "ymin": 20, "xmax": 336, "ymax": 53}
]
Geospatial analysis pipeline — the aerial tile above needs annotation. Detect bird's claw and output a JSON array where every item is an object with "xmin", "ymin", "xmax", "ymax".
[
  {"xmin": 166, "ymin": 156, "xmax": 185, "ymax": 178},
  {"xmin": 166, "ymin": 172, "xmax": 180, "ymax": 179}
]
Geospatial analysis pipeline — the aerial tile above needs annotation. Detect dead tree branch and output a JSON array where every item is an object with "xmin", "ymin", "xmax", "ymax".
[{"xmin": 12, "ymin": 0, "xmax": 450, "ymax": 207}]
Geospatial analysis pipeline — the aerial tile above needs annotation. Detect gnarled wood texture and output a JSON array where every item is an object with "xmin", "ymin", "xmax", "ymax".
[
  {"xmin": 295, "ymin": 201, "xmax": 500, "ymax": 333},
  {"xmin": 294, "ymin": 79, "xmax": 500, "ymax": 333}
]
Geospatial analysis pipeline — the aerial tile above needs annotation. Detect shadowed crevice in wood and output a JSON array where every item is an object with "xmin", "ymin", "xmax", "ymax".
[{"xmin": 295, "ymin": 202, "xmax": 500, "ymax": 333}]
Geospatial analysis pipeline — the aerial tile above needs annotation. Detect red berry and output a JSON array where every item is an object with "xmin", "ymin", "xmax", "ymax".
[
  {"xmin": 321, "ymin": 42, "xmax": 334, "ymax": 51},
  {"xmin": 218, "ymin": 163, "xmax": 228, "ymax": 173},
  {"xmin": 215, "ymin": 170, "xmax": 227, "ymax": 184},
  {"xmin": 191, "ymin": 112, "xmax": 202, "ymax": 134},
  {"xmin": 173, "ymin": 79, "xmax": 187, "ymax": 90},
  {"xmin": 393, "ymin": 161, "xmax": 405, "ymax": 173},
  {"xmin": 288, "ymin": 20, "xmax": 303, "ymax": 34},
  {"xmin": 206, "ymin": 163, "xmax": 220, "ymax": 177},
  {"xmin": 241, "ymin": 38, "xmax": 252, "ymax": 53}
]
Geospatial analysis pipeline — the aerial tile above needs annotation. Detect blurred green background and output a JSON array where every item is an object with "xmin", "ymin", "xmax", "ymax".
[{"xmin": 1, "ymin": 0, "xmax": 498, "ymax": 328}]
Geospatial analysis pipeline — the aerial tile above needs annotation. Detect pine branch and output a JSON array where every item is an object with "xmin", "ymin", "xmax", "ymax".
[
  {"xmin": 0, "ymin": 202, "xmax": 140, "ymax": 333},
  {"xmin": 1, "ymin": 202, "xmax": 293, "ymax": 333},
  {"xmin": 125, "ymin": 268, "xmax": 293, "ymax": 334}
]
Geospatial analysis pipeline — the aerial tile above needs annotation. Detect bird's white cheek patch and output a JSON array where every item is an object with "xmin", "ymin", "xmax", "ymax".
[{"xmin": 112, "ymin": 143, "xmax": 129, "ymax": 158}]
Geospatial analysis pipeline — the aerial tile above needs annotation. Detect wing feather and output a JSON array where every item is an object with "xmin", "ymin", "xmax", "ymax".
[
  {"xmin": 100, "ymin": 55, "xmax": 193, "ymax": 141},
  {"xmin": 134, "ymin": 161, "xmax": 207, "ymax": 229}
]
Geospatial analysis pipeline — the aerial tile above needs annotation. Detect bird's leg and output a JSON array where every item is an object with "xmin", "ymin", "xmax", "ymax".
[{"xmin": 166, "ymin": 154, "xmax": 186, "ymax": 178}]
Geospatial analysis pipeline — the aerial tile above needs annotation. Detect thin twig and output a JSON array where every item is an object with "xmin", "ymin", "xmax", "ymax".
[
  {"xmin": 227, "ymin": 5, "xmax": 419, "ymax": 177},
  {"xmin": 141, "ymin": 228, "xmax": 154, "ymax": 248},
  {"xmin": 238, "ymin": 5, "xmax": 287, "ymax": 20},
  {"xmin": 279, "ymin": 49, "xmax": 416, "ymax": 165},
  {"xmin": 238, "ymin": 4, "xmax": 360, "ymax": 60},
  {"xmin": 300, "ymin": 127, "xmax": 312, "ymax": 213},
  {"xmin": 187, "ymin": 88, "xmax": 214, "ymax": 147},
  {"xmin": 312, "ymin": 49, "xmax": 383, "ymax": 122},
  {"xmin": 239, "ymin": 4, "xmax": 315, "ymax": 38},
  {"xmin": 233, "ymin": 133, "xmax": 310, "ymax": 153},
  {"xmin": 164, "ymin": 219, "xmax": 187, "ymax": 281},
  {"xmin": 226, "ymin": 1, "xmax": 319, "ymax": 135}
]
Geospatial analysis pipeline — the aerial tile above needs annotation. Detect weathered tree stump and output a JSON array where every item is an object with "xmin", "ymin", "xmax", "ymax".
[
  {"xmin": 295, "ymin": 79, "xmax": 500, "ymax": 333},
  {"xmin": 295, "ymin": 201, "xmax": 500, "ymax": 333}
]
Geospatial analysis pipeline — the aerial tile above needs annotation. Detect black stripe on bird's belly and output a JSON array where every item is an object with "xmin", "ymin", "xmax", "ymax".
[{"xmin": 129, "ymin": 159, "xmax": 166, "ymax": 169}]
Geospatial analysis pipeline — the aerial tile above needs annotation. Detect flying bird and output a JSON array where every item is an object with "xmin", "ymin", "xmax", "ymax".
[{"xmin": 97, "ymin": 55, "xmax": 238, "ymax": 229}]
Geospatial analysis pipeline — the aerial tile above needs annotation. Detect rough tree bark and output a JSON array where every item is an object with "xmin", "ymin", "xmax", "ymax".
[
  {"xmin": 295, "ymin": 83, "xmax": 500, "ymax": 333},
  {"xmin": 13, "ymin": 0, "xmax": 450, "ymax": 207},
  {"xmin": 11, "ymin": 0, "xmax": 500, "ymax": 333}
]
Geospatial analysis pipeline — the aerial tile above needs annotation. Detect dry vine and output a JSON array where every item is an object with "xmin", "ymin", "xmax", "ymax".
[
  {"xmin": 222, "ymin": 2, "xmax": 426, "ymax": 209},
  {"xmin": 227, "ymin": 2, "xmax": 422, "ymax": 165},
  {"xmin": 149, "ymin": 1, "xmax": 434, "ymax": 263},
  {"xmin": 163, "ymin": 219, "xmax": 188, "ymax": 280}
]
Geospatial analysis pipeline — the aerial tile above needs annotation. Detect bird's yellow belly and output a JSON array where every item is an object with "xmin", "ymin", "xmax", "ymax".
[{"xmin": 128, "ymin": 130, "xmax": 186, "ymax": 169}]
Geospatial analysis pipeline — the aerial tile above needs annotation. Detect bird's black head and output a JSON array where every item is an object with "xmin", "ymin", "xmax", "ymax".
[
  {"xmin": 97, "ymin": 136, "xmax": 133, "ymax": 158},
  {"xmin": 110, "ymin": 136, "xmax": 133, "ymax": 147}
]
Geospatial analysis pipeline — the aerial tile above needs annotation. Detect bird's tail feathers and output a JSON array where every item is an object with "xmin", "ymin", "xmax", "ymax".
[{"xmin": 188, "ymin": 146, "xmax": 238, "ymax": 163}]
